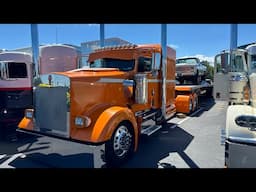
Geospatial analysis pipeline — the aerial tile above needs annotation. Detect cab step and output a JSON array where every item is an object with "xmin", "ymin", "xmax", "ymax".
[{"xmin": 141, "ymin": 124, "xmax": 162, "ymax": 136}]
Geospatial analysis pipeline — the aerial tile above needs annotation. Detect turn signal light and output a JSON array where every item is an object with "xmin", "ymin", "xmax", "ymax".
[
  {"xmin": 243, "ymin": 85, "xmax": 250, "ymax": 103},
  {"xmin": 25, "ymin": 109, "xmax": 34, "ymax": 119}
]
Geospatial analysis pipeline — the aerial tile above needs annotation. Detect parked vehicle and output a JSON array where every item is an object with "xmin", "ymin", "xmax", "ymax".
[
  {"xmin": 213, "ymin": 49, "xmax": 248, "ymax": 105},
  {"xmin": 0, "ymin": 44, "xmax": 81, "ymax": 139},
  {"xmin": 225, "ymin": 43, "xmax": 256, "ymax": 167},
  {"xmin": 176, "ymin": 57, "xmax": 207, "ymax": 84},
  {"xmin": 18, "ymin": 43, "xmax": 213, "ymax": 166},
  {"xmin": 0, "ymin": 52, "xmax": 33, "ymax": 136}
]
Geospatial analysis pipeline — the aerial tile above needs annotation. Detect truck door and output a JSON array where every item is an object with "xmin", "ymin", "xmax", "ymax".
[{"xmin": 213, "ymin": 52, "xmax": 230, "ymax": 101}]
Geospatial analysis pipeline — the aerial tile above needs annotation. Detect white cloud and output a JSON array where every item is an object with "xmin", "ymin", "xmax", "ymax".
[
  {"xmin": 179, "ymin": 54, "xmax": 214, "ymax": 66},
  {"xmin": 168, "ymin": 44, "xmax": 179, "ymax": 50},
  {"xmin": 88, "ymin": 24, "xmax": 99, "ymax": 27}
]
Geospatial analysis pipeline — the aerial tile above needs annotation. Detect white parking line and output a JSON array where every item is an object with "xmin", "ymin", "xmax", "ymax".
[
  {"xmin": 0, "ymin": 154, "xmax": 7, "ymax": 160},
  {"xmin": 0, "ymin": 153, "xmax": 26, "ymax": 168}
]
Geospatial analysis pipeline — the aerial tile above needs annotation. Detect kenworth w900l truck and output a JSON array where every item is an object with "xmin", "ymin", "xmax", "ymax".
[{"xmin": 18, "ymin": 43, "xmax": 210, "ymax": 166}]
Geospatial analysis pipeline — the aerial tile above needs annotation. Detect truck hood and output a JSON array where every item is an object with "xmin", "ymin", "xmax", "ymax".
[
  {"xmin": 38, "ymin": 68, "xmax": 128, "ymax": 87},
  {"xmin": 176, "ymin": 63, "xmax": 197, "ymax": 68},
  {"xmin": 226, "ymin": 105, "xmax": 256, "ymax": 144}
]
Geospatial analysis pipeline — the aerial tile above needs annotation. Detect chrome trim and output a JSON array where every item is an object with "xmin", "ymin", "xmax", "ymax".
[
  {"xmin": 229, "ymin": 136, "xmax": 256, "ymax": 145},
  {"xmin": 97, "ymin": 78, "xmax": 124, "ymax": 83},
  {"xmin": 147, "ymin": 79, "xmax": 176, "ymax": 83}
]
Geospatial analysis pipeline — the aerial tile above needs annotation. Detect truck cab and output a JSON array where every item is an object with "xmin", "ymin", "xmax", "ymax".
[
  {"xmin": 213, "ymin": 49, "xmax": 248, "ymax": 105},
  {"xmin": 225, "ymin": 44, "xmax": 256, "ymax": 167}
]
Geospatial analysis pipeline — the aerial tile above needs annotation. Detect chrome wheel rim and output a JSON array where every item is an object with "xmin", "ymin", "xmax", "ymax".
[{"xmin": 113, "ymin": 125, "xmax": 132, "ymax": 157}]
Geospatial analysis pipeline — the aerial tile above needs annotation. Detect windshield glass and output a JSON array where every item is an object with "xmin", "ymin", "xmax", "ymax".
[
  {"xmin": 0, "ymin": 62, "xmax": 28, "ymax": 79},
  {"xmin": 176, "ymin": 58, "xmax": 198, "ymax": 65},
  {"xmin": 89, "ymin": 58, "xmax": 135, "ymax": 71},
  {"xmin": 230, "ymin": 54, "xmax": 245, "ymax": 72},
  {"xmin": 8, "ymin": 62, "xmax": 27, "ymax": 78},
  {"xmin": 250, "ymin": 55, "xmax": 256, "ymax": 73}
]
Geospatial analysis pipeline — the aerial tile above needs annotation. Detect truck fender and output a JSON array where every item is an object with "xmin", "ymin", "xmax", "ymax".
[
  {"xmin": 18, "ymin": 117, "xmax": 33, "ymax": 130},
  {"xmin": 91, "ymin": 106, "xmax": 139, "ymax": 151}
]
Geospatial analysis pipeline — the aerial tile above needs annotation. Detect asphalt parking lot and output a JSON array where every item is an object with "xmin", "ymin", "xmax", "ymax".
[{"xmin": 0, "ymin": 97, "xmax": 227, "ymax": 168}]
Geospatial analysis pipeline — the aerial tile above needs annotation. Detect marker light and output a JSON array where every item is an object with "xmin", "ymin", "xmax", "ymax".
[{"xmin": 75, "ymin": 116, "xmax": 91, "ymax": 128}]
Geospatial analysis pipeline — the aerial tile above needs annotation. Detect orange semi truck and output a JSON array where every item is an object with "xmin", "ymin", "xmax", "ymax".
[{"xmin": 18, "ymin": 44, "xmax": 207, "ymax": 166}]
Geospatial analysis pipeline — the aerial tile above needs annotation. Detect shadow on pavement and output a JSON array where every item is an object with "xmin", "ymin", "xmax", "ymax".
[
  {"xmin": 191, "ymin": 97, "xmax": 216, "ymax": 118},
  {"xmin": 9, "ymin": 152, "xmax": 95, "ymax": 168},
  {"xmin": 121, "ymin": 123, "xmax": 199, "ymax": 168},
  {"xmin": 0, "ymin": 131, "xmax": 43, "ymax": 155}
]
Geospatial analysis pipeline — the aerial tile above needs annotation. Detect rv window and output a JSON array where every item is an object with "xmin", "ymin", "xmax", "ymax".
[
  {"xmin": 0, "ymin": 63, "xmax": 1, "ymax": 78},
  {"xmin": 7, "ymin": 62, "xmax": 27, "ymax": 78}
]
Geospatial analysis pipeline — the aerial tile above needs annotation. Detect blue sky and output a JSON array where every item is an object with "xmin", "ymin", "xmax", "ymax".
[{"xmin": 1, "ymin": 24, "xmax": 256, "ymax": 64}]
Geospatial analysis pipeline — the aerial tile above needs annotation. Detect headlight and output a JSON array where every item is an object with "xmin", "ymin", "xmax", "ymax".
[
  {"xmin": 75, "ymin": 116, "xmax": 91, "ymax": 128},
  {"xmin": 230, "ymin": 74, "xmax": 248, "ymax": 81},
  {"xmin": 25, "ymin": 109, "xmax": 34, "ymax": 119}
]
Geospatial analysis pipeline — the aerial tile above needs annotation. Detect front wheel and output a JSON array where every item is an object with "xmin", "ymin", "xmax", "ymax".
[{"xmin": 105, "ymin": 122, "xmax": 135, "ymax": 167}]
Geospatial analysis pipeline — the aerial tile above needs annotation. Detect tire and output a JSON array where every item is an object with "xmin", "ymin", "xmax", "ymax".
[
  {"xmin": 105, "ymin": 121, "xmax": 135, "ymax": 167},
  {"xmin": 189, "ymin": 99, "xmax": 193, "ymax": 113},
  {"xmin": 179, "ymin": 78, "xmax": 184, "ymax": 85},
  {"xmin": 194, "ymin": 72, "xmax": 201, "ymax": 85},
  {"xmin": 193, "ymin": 96, "xmax": 199, "ymax": 111}
]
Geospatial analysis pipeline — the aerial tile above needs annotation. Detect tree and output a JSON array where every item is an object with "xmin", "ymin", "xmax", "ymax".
[{"xmin": 201, "ymin": 60, "xmax": 214, "ymax": 80}]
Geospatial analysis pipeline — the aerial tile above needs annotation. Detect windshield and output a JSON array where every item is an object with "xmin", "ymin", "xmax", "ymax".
[
  {"xmin": 176, "ymin": 58, "xmax": 198, "ymax": 65},
  {"xmin": 89, "ymin": 58, "xmax": 135, "ymax": 71},
  {"xmin": 230, "ymin": 54, "xmax": 245, "ymax": 72},
  {"xmin": 0, "ymin": 62, "xmax": 27, "ymax": 79}
]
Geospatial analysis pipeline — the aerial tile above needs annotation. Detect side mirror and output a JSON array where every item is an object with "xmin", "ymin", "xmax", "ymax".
[{"xmin": 151, "ymin": 52, "xmax": 161, "ymax": 77}]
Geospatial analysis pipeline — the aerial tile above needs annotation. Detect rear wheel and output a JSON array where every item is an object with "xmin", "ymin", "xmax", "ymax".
[
  {"xmin": 193, "ymin": 96, "xmax": 199, "ymax": 111},
  {"xmin": 105, "ymin": 122, "xmax": 134, "ymax": 167},
  {"xmin": 189, "ymin": 99, "xmax": 193, "ymax": 113}
]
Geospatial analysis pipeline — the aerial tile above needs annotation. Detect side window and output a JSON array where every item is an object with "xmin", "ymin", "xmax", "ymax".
[
  {"xmin": 138, "ymin": 57, "xmax": 152, "ymax": 72},
  {"xmin": 215, "ymin": 53, "xmax": 229, "ymax": 73}
]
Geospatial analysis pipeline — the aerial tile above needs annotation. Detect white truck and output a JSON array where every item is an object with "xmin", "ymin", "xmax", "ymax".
[
  {"xmin": 224, "ymin": 43, "xmax": 256, "ymax": 167},
  {"xmin": 213, "ymin": 48, "xmax": 248, "ymax": 105}
]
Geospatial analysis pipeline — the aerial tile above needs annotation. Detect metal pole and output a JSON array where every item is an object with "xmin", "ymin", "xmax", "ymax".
[
  {"xmin": 31, "ymin": 24, "xmax": 40, "ymax": 80},
  {"xmin": 100, "ymin": 24, "xmax": 105, "ymax": 47},
  {"xmin": 161, "ymin": 24, "xmax": 167, "ymax": 118},
  {"xmin": 230, "ymin": 24, "xmax": 238, "ymax": 50},
  {"xmin": 230, "ymin": 24, "xmax": 238, "ymax": 72}
]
